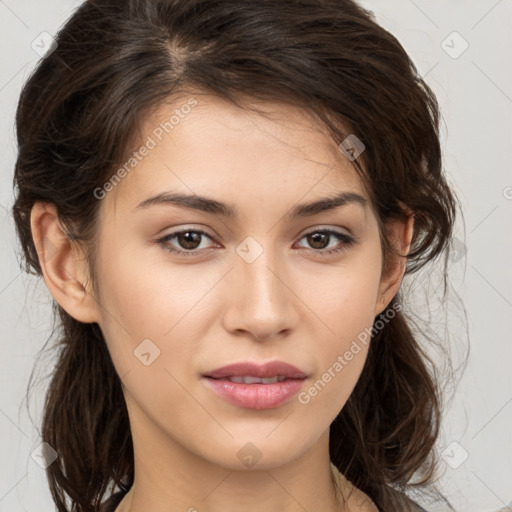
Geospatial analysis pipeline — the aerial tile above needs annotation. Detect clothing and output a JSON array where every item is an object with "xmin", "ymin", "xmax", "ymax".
[
  {"xmin": 329, "ymin": 463, "xmax": 430, "ymax": 511},
  {"xmin": 98, "ymin": 490, "xmax": 430, "ymax": 511}
]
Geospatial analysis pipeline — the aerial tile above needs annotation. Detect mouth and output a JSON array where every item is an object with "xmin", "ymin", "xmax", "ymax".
[
  {"xmin": 209, "ymin": 375, "xmax": 290, "ymax": 384},
  {"xmin": 202, "ymin": 361, "xmax": 308, "ymax": 409}
]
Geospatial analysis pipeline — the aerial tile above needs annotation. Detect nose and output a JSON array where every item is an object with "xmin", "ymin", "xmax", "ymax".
[{"xmin": 221, "ymin": 243, "xmax": 299, "ymax": 341}]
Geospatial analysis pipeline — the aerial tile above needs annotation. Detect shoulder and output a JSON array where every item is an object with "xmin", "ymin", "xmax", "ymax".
[
  {"xmin": 332, "ymin": 466, "xmax": 431, "ymax": 512},
  {"xmin": 341, "ymin": 488, "xmax": 433, "ymax": 512},
  {"xmin": 331, "ymin": 468, "xmax": 378, "ymax": 511},
  {"xmin": 342, "ymin": 486, "xmax": 379, "ymax": 511}
]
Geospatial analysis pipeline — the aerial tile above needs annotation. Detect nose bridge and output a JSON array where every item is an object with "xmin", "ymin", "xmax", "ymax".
[
  {"xmin": 223, "ymin": 235, "xmax": 296, "ymax": 340},
  {"xmin": 240, "ymin": 248, "xmax": 279, "ymax": 305}
]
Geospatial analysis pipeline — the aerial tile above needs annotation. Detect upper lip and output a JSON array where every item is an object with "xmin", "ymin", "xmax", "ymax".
[{"xmin": 204, "ymin": 361, "xmax": 308, "ymax": 379}]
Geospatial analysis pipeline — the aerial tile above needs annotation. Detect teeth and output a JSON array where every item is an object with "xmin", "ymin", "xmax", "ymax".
[
  {"xmin": 224, "ymin": 375, "xmax": 288, "ymax": 384},
  {"xmin": 244, "ymin": 376, "xmax": 264, "ymax": 384}
]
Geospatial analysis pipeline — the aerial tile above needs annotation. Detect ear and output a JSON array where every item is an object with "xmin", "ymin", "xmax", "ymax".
[
  {"xmin": 30, "ymin": 202, "xmax": 100, "ymax": 323},
  {"xmin": 374, "ymin": 213, "xmax": 414, "ymax": 316}
]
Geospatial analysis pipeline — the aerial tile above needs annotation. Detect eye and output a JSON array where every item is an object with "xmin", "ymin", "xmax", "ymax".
[
  {"xmin": 156, "ymin": 227, "xmax": 356, "ymax": 257},
  {"xmin": 295, "ymin": 229, "xmax": 356, "ymax": 255},
  {"xmin": 157, "ymin": 229, "xmax": 217, "ymax": 256}
]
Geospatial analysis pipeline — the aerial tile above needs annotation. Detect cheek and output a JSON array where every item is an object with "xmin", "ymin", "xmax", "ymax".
[
  {"xmin": 313, "ymin": 245, "xmax": 382, "ymax": 336},
  {"xmin": 91, "ymin": 238, "xmax": 225, "ymax": 385},
  {"xmin": 91, "ymin": 246, "xmax": 201, "ymax": 424},
  {"xmin": 298, "ymin": 298, "xmax": 375, "ymax": 422},
  {"xmin": 300, "ymin": 246, "xmax": 382, "ymax": 411},
  {"xmin": 94, "ymin": 238, "xmax": 216, "ymax": 336}
]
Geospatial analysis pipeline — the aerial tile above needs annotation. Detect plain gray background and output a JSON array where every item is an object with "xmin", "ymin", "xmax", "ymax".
[{"xmin": 1, "ymin": 1, "xmax": 511, "ymax": 510}]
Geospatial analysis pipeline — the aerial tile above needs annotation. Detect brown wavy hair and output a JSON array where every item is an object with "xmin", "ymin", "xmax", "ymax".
[{"xmin": 12, "ymin": 0, "xmax": 463, "ymax": 510}]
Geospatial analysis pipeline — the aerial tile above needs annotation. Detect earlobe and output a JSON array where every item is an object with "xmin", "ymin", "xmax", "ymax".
[
  {"xmin": 374, "ymin": 213, "xmax": 414, "ymax": 316},
  {"xmin": 30, "ymin": 202, "xmax": 100, "ymax": 323}
]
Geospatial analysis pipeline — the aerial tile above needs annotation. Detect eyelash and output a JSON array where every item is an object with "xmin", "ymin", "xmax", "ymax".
[{"xmin": 156, "ymin": 228, "xmax": 356, "ymax": 257}]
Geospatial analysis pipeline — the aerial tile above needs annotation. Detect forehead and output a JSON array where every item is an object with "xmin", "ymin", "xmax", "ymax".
[{"xmin": 108, "ymin": 92, "xmax": 370, "ymax": 215}]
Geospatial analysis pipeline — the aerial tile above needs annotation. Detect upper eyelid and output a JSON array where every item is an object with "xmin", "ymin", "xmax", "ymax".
[
  {"xmin": 300, "ymin": 226, "xmax": 351, "ymax": 236},
  {"xmin": 161, "ymin": 224, "xmax": 350, "ymax": 236},
  {"xmin": 159, "ymin": 226, "xmax": 352, "ymax": 246}
]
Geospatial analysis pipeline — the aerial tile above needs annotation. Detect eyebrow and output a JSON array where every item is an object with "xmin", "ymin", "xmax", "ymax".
[{"xmin": 135, "ymin": 190, "xmax": 367, "ymax": 219}]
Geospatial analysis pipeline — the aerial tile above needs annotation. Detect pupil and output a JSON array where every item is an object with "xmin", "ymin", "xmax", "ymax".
[
  {"xmin": 179, "ymin": 231, "xmax": 201, "ymax": 249},
  {"xmin": 309, "ymin": 233, "xmax": 328, "ymax": 249}
]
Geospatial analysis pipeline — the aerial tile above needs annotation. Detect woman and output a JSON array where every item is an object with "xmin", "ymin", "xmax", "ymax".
[{"xmin": 12, "ymin": 0, "xmax": 461, "ymax": 510}]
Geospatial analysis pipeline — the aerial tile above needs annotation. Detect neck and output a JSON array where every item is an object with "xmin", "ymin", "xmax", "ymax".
[{"xmin": 115, "ymin": 433, "xmax": 342, "ymax": 512}]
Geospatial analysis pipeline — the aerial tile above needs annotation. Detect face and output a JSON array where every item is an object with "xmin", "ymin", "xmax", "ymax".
[{"xmin": 74, "ymin": 93, "xmax": 399, "ymax": 473}]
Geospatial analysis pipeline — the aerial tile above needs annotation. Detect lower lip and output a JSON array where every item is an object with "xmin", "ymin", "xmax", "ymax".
[{"xmin": 203, "ymin": 377, "xmax": 305, "ymax": 409}]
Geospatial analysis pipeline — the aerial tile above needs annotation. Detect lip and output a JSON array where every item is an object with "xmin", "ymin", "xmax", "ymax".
[
  {"xmin": 202, "ymin": 361, "xmax": 308, "ymax": 410},
  {"xmin": 204, "ymin": 361, "xmax": 308, "ymax": 380}
]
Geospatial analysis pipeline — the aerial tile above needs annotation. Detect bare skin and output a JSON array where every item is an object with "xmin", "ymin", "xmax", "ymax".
[{"xmin": 31, "ymin": 92, "xmax": 412, "ymax": 512}]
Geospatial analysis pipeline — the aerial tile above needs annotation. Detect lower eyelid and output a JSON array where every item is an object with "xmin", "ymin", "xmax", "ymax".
[
  {"xmin": 157, "ymin": 229, "xmax": 355, "ymax": 255},
  {"xmin": 295, "ymin": 231, "xmax": 355, "ymax": 252},
  {"xmin": 158, "ymin": 229, "xmax": 216, "ymax": 252}
]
